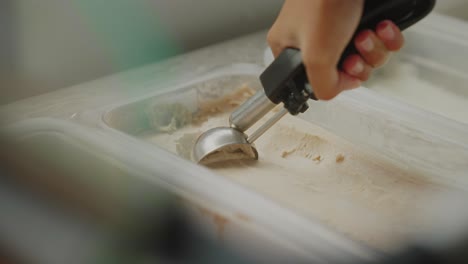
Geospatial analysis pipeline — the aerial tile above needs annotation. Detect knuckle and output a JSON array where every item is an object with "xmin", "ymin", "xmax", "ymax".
[
  {"xmin": 363, "ymin": 49, "xmax": 388, "ymax": 68},
  {"xmin": 315, "ymin": 90, "xmax": 337, "ymax": 101},
  {"xmin": 393, "ymin": 38, "xmax": 405, "ymax": 51},
  {"xmin": 310, "ymin": 81, "xmax": 338, "ymax": 101},
  {"xmin": 373, "ymin": 52, "xmax": 390, "ymax": 67},
  {"xmin": 266, "ymin": 36, "xmax": 274, "ymax": 47},
  {"xmin": 361, "ymin": 71, "xmax": 372, "ymax": 82},
  {"xmin": 266, "ymin": 29, "xmax": 279, "ymax": 46},
  {"xmin": 386, "ymin": 37, "xmax": 405, "ymax": 52}
]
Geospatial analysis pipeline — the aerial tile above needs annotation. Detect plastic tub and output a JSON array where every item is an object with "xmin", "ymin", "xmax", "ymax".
[
  {"xmin": 1, "ymin": 118, "xmax": 375, "ymax": 263},
  {"xmin": 74, "ymin": 55, "xmax": 468, "ymax": 253}
]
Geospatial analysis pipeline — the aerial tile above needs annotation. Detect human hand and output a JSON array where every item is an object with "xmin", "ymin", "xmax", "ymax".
[{"xmin": 267, "ymin": 0, "xmax": 405, "ymax": 100}]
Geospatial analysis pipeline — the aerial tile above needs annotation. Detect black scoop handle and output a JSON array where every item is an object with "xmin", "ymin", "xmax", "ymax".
[{"xmin": 260, "ymin": 0, "xmax": 436, "ymax": 114}]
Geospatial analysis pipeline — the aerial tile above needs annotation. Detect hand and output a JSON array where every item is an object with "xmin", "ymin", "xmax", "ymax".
[{"xmin": 267, "ymin": 0, "xmax": 405, "ymax": 100}]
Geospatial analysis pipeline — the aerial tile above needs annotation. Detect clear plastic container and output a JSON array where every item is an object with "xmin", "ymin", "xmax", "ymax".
[
  {"xmin": 73, "ymin": 54, "xmax": 468, "ymax": 252},
  {"xmin": 2, "ymin": 118, "xmax": 376, "ymax": 263},
  {"xmin": 67, "ymin": 13, "xmax": 468, "ymax": 257}
]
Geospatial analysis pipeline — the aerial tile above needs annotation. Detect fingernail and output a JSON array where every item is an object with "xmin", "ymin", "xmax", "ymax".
[
  {"xmin": 351, "ymin": 60, "xmax": 364, "ymax": 75},
  {"xmin": 359, "ymin": 36, "xmax": 374, "ymax": 52},
  {"xmin": 380, "ymin": 22, "xmax": 395, "ymax": 40}
]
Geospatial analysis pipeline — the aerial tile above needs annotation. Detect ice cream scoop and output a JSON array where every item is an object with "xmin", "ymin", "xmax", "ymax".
[{"xmin": 193, "ymin": 0, "xmax": 436, "ymax": 165}]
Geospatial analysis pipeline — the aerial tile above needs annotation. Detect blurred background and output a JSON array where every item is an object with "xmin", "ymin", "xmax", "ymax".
[{"xmin": 1, "ymin": 0, "xmax": 283, "ymax": 105}]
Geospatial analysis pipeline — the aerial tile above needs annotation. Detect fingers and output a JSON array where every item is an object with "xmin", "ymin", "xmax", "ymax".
[
  {"xmin": 376, "ymin": 20, "xmax": 405, "ymax": 51},
  {"xmin": 268, "ymin": 17, "xmax": 405, "ymax": 100},
  {"xmin": 354, "ymin": 29, "xmax": 390, "ymax": 68},
  {"xmin": 303, "ymin": 59, "xmax": 361, "ymax": 100},
  {"xmin": 344, "ymin": 21, "xmax": 404, "ymax": 82},
  {"xmin": 342, "ymin": 54, "xmax": 373, "ymax": 81}
]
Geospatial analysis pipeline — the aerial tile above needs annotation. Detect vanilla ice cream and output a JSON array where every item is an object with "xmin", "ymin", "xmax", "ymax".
[{"xmin": 141, "ymin": 85, "xmax": 448, "ymax": 252}]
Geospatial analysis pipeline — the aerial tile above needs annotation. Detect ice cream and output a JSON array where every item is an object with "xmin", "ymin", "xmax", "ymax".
[{"xmin": 142, "ymin": 85, "xmax": 448, "ymax": 252}]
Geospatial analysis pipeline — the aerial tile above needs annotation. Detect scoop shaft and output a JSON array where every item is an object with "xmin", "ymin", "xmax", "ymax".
[
  {"xmin": 247, "ymin": 108, "xmax": 288, "ymax": 144},
  {"xmin": 229, "ymin": 90, "xmax": 276, "ymax": 132}
]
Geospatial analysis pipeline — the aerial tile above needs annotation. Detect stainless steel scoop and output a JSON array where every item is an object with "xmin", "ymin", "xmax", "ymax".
[
  {"xmin": 193, "ymin": 0, "xmax": 435, "ymax": 165},
  {"xmin": 192, "ymin": 99, "xmax": 288, "ymax": 165}
]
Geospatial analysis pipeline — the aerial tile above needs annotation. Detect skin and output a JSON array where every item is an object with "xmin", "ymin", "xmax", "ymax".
[{"xmin": 268, "ymin": 0, "xmax": 405, "ymax": 100}]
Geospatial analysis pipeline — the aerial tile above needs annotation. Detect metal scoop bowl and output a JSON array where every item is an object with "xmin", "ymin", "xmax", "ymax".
[
  {"xmin": 192, "ymin": 127, "xmax": 258, "ymax": 165},
  {"xmin": 192, "ymin": 91, "xmax": 288, "ymax": 165}
]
